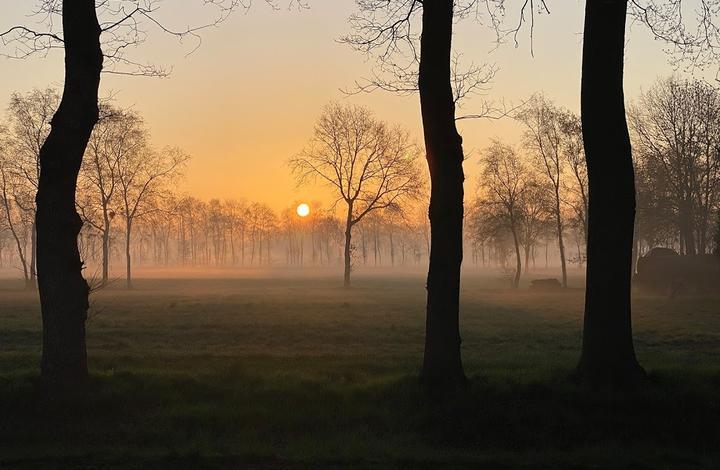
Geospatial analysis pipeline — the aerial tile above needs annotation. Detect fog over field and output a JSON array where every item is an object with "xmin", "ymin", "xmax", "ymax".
[{"xmin": 3, "ymin": 0, "xmax": 720, "ymax": 467}]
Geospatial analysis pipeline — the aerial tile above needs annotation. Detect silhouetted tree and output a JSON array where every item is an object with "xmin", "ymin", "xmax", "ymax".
[
  {"xmin": 30, "ymin": 1, "xmax": 103, "ymax": 385},
  {"xmin": 630, "ymin": 77, "xmax": 720, "ymax": 255},
  {"xmin": 291, "ymin": 103, "xmax": 423, "ymax": 287},
  {"xmin": 477, "ymin": 140, "xmax": 536, "ymax": 288},
  {"xmin": 0, "ymin": 0, "xmax": 272, "ymax": 387},
  {"xmin": 517, "ymin": 96, "xmax": 570, "ymax": 287},
  {"xmin": 78, "ymin": 106, "xmax": 143, "ymax": 284},
  {"xmin": 0, "ymin": 150, "xmax": 32, "ymax": 287},
  {"xmin": 5, "ymin": 89, "xmax": 60, "ymax": 287},
  {"xmin": 577, "ymin": 0, "xmax": 645, "ymax": 386},
  {"xmin": 117, "ymin": 144, "xmax": 187, "ymax": 288},
  {"xmin": 343, "ymin": 0, "xmax": 517, "ymax": 392}
]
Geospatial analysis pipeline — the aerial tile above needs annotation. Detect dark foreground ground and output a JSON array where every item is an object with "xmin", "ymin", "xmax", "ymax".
[{"xmin": 1, "ymin": 270, "xmax": 719, "ymax": 469}]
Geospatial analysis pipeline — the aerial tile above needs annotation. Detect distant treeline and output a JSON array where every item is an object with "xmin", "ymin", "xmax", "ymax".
[{"xmin": 2, "ymin": 81, "xmax": 719, "ymax": 289}]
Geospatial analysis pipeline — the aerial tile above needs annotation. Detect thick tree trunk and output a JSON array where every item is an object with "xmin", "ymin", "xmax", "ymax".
[
  {"xmin": 577, "ymin": 0, "xmax": 644, "ymax": 386},
  {"xmin": 37, "ymin": 0, "xmax": 102, "ymax": 385},
  {"xmin": 420, "ymin": 0, "xmax": 467, "ymax": 391},
  {"xmin": 343, "ymin": 202, "xmax": 353, "ymax": 287}
]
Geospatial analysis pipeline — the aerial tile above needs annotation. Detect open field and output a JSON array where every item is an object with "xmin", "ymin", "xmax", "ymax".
[{"xmin": 1, "ymin": 270, "xmax": 720, "ymax": 468}]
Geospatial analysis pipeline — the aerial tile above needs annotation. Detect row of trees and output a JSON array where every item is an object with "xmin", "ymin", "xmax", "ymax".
[
  {"xmin": 0, "ymin": 93, "xmax": 449, "ymax": 288},
  {"xmin": 470, "ymin": 97, "xmax": 586, "ymax": 288},
  {"xmin": 3, "ymin": 0, "xmax": 719, "ymax": 392},
  {"xmin": 342, "ymin": 0, "xmax": 720, "ymax": 391},
  {"xmin": 470, "ymin": 81, "xmax": 720, "ymax": 289},
  {"xmin": 0, "ymin": 90, "xmax": 186, "ymax": 288}
]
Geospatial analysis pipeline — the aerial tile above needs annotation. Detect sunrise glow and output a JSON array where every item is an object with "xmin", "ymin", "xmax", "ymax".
[{"xmin": 296, "ymin": 203, "xmax": 310, "ymax": 217}]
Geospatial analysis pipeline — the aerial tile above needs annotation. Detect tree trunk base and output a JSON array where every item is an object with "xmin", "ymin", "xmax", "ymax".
[
  {"xmin": 574, "ymin": 359, "xmax": 646, "ymax": 389},
  {"xmin": 419, "ymin": 370, "xmax": 468, "ymax": 401}
]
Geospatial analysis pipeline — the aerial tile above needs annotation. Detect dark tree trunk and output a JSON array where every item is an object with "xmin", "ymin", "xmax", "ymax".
[
  {"xmin": 102, "ymin": 209, "xmax": 110, "ymax": 283},
  {"xmin": 555, "ymin": 195, "xmax": 568, "ymax": 288},
  {"xmin": 510, "ymin": 222, "xmax": 522, "ymax": 288},
  {"xmin": 30, "ymin": 219, "xmax": 37, "ymax": 285},
  {"xmin": 343, "ymin": 202, "xmax": 353, "ymax": 287},
  {"xmin": 577, "ymin": 0, "xmax": 644, "ymax": 386},
  {"xmin": 37, "ymin": 0, "xmax": 102, "ymax": 385},
  {"xmin": 125, "ymin": 219, "xmax": 132, "ymax": 289},
  {"xmin": 420, "ymin": 0, "xmax": 467, "ymax": 391}
]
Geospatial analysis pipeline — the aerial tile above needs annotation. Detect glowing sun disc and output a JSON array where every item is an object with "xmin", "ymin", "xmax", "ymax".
[{"xmin": 296, "ymin": 203, "xmax": 310, "ymax": 217}]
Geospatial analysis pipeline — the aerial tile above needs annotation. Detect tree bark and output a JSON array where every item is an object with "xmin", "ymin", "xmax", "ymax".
[
  {"xmin": 577, "ymin": 0, "xmax": 644, "ymax": 386},
  {"xmin": 420, "ymin": 0, "xmax": 467, "ymax": 391},
  {"xmin": 37, "ymin": 0, "xmax": 102, "ymax": 385}
]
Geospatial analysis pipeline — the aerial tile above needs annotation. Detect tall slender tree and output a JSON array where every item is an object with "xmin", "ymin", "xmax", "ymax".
[
  {"xmin": 34, "ymin": 1, "xmax": 103, "ymax": 384},
  {"xmin": 417, "ymin": 0, "xmax": 468, "ymax": 390},
  {"xmin": 343, "ymin": 0, "xmax": 505, "ymax": 392},
  {"xmin": 577, "ymin": 0, "xmax": 645, "ymax": 386}
]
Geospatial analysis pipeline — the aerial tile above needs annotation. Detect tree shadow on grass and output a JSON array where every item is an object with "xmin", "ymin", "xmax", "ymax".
[{"xmin": 0, "ymin": 370, "xmax": 719, "ymax": 468}]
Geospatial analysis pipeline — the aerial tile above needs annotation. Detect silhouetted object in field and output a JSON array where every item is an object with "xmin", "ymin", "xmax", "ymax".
[
  {"xmin": 419, "ymin": 0, "xmax": 467, "ymax": 391},
  {"xmin": 530, "ymin": 278, "xmax": 562, "ymax": 291},
  {"xmin": 577, "ymin": 0, "xmax": 645, "ymax": 386},
  {"xmin": 634, "ymin": 248, "xmax": 720, "ymax": 295},
  {"xmin": 36, "ymin": 0, "xmax": 102, "ymax": 384}
]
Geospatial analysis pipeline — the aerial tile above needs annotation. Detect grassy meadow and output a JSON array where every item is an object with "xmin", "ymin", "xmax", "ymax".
[{"xmin": 1, "ymin": 269, "xmax": 719, "ymax": 468}]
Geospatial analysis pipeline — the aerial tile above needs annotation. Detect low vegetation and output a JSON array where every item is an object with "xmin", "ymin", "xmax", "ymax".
[{"xmin": 1, "ymin": 272, "xmax": 719, "ymax": 468}]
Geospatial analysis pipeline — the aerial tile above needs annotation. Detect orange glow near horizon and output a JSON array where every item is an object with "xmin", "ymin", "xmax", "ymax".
[{"xmin": 0, "ymin": 3, "xmax": 680, "ymax": 213}]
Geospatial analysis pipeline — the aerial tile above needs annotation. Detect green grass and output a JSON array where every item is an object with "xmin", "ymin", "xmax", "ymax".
[{"xmin": 1, "ymin": 271, "xmax": 719, "ymax": 468}]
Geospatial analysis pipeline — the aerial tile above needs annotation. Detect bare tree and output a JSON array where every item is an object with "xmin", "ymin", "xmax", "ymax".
[
  {"xmin": 517, "ymin": 95, "xmax": 569, "ymax": 287},
  {"xmin": 630, "ymin": 76, "xmax": 720, "ymax": 255},
  {"xmin": 290, "ymin": 103, "xmax": 423, "ymax": 287},
  {"xmin": 4, "ymin": 88, "xmax": 60, "ymax": 286},
  {"xmin": 559, "ymin": 112, "xmax": 588, "ymax": 243},
  {"xmin": 478, "ymin": 140, "xmax": 534, "ymax": 288},
  {"xmin": 519, "ymin": 181, "xmax": 552, "ymax": 273},
  {"xmin": 627, "ymin": 0, "xmax": 720, "ymax": 79},
  {"xmin": 78, "ymin": 105, "xmax": 145, "ymax": 283},
  {"xmin": 343, "ymin": 0, "xmax": 479, "ymax": 393},
  {"xmin": 0, "ymin": 150, "xmax": 32, "ymax": 287},
  {"xmin": 117, "ymin": 141, "xmax": 188, "ymax": 288},
  {"xmin": 0, "ymin": 0, "xmax": 284, "ymax": 386}
]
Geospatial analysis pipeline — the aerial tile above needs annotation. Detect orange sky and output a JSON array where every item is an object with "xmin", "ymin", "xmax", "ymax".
[{"xmin": 1, "ymin": 1, "xmax": 681, "ymax": 212}]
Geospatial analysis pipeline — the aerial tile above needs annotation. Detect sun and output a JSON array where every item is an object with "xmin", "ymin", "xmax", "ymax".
[{"xmin": 296, "ymin": 203, "xmax": 310, "ymax": 218}]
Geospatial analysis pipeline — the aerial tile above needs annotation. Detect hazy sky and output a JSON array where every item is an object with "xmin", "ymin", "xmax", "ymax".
[{"xmin": 1, "ymin": 1, "xmax": 677, "ymax": 211}]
